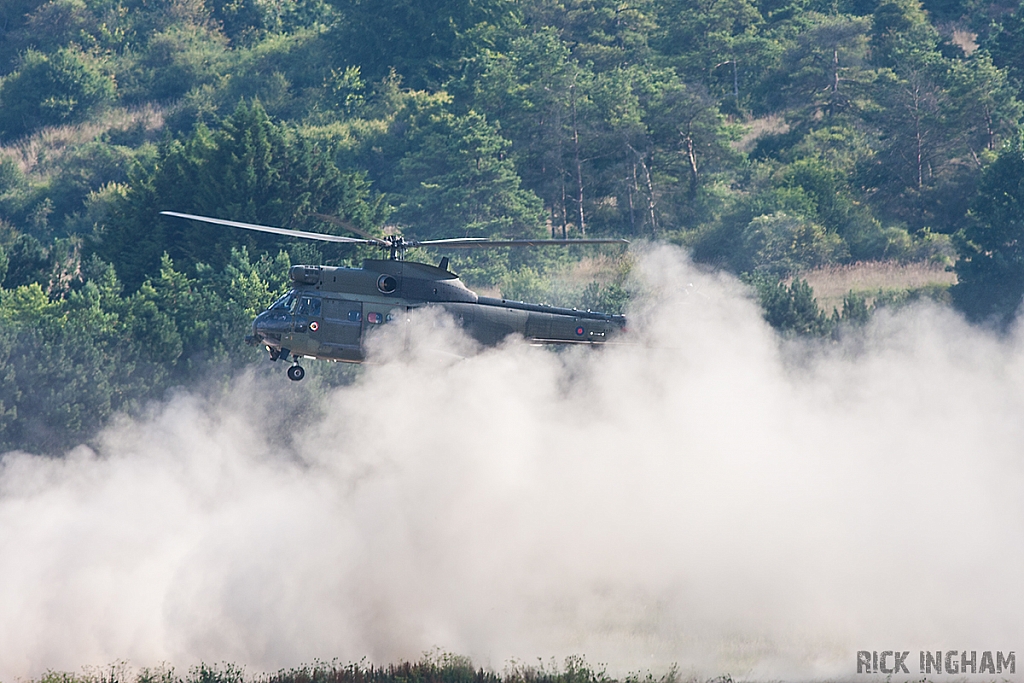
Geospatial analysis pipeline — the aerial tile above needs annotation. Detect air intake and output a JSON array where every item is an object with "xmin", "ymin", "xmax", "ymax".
[{"xmin": 289, "ymin": 265, "xmax": 321, "ymax": 284}]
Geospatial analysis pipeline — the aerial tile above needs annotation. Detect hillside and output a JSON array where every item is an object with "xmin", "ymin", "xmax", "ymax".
[{"xmin": 1, "ymin": 0, "xmax": 1024, "ymax": 451}]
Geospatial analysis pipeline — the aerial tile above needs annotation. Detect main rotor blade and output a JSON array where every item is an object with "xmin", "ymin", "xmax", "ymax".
[
  {"xmin": 310, "ymin": 212, "xmax": 382, "ymax": 241},
  {"xmin": 414, "ymin": 237, "xmax": 630, "ymax": 248},
  {"xmin": 160, "ymin": 211, "xmax": 386, "ymax": 246}
]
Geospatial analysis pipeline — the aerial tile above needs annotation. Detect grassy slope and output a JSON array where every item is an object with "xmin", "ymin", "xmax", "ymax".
[{"xmin": 797, "ymin": 261, "xmax": 957, "ymax": 313}]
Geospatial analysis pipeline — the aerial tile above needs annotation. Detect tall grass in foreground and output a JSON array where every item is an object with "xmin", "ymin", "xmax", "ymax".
[{"xmin": 29, "ymin": 656, "xmax": 729, "ymax": 683}]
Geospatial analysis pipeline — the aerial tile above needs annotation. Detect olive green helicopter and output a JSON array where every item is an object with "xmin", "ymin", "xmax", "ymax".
[{"xmin": 160, "ymin": 211, "xmax": 629, "ymax": 380}]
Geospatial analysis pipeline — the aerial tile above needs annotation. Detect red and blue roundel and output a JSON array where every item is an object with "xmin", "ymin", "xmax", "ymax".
[
  {"xmin": 309, "ymin": 321, "xmax": 319, "ymax": 332},
  {"xmin": 575, "ymin": 326, "xmax": 585, "ymax": 336}
]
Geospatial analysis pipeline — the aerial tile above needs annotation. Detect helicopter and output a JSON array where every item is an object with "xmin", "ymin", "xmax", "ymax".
[{"xmin": 160, "ymin": 211, "xmax": 630, "ymax": 380}]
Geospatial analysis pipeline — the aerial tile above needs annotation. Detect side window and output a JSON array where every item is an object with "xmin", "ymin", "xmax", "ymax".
[
  {"xmin": 347, "ymin": 309, "xmax": 362, "ymax": 322},
  {"xmin": 297, "ymin": 296, "xmax": 321, "ymax": 316}
]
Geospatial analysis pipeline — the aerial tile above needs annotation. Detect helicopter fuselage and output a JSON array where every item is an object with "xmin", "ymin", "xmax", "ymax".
[{"xmin": 248, "ymin": 259, "xmax": 627, "ymax": 365}]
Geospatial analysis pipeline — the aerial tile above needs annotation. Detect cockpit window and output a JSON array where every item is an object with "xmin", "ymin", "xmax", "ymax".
[
  {"xmin": 271, "ymin": 293, "xmax": 296, "ymax": 311},
  {"xmin": 297, "ymin": 296, "xmax": 321, "ymax": 317}
]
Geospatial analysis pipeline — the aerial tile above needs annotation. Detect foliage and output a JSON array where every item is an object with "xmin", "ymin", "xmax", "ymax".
[
  {"xmin": 94, "ymin": 100, "xmax": 386, "ymax": 289},
  {"xmin": 1, "ymin": 0, "xmax": 1024, "ymax": 454},
  {"xmin": 580, "ymin": 280, "xmax": 629, "ymax": 314},
  {"xmin": 0, "ymin": 47, "xmax": 116, "ymax": 141},
  {"xmin": 952, "ymin": 134, "xmax": 1024, "ymax": 325},
  {"xmin": 134, "ymin": 24, "xmax": 230, "ymax": 103},
  {"xmin": 747, "ymin": 273, "xmax": 832, "ymax": 334},
  {"xmin": 741, "ymin": 211, "xmax": 846, "ymax": 275},
  {"xmin": 326, "ymin": 0, "xmax": 521, "ymax": 90},
  {"xmin": 986, "ymin": 2, "xmax": 1024, "ymax": 93},
  {"xmin": 745, "ymin": 272, "xmax": 900, "ymax": 334},
  {"xmin": 393, "ymin": 109, "xmax": 544, "ymax": 241},
  {"xmin": 0, "ymin": 242, "xmax": 295, "ymax": 453}
]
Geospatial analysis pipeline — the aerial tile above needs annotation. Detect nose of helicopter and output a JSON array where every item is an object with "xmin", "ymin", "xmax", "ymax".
[
  {"xmin": 247, "ymin": 308, "xmax": 291, "ymax": 345},
  {"xmin": 245, "ymin": 313, "xmax": 264, "ymax": 345}
]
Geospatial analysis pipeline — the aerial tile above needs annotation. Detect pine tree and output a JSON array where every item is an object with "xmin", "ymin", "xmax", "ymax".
[{"xmin": 953, "ymin": 135, "xmax": 1024, "ymax": 326}]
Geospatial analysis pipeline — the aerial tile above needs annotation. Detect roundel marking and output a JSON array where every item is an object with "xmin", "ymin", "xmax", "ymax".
[
  {"xmin": 575, "ymin": 326, "xmax": 585, "ymax": 336},
  {"xmin": 309, "ymin": 321, "xmax": 319, "ymax": 332}
]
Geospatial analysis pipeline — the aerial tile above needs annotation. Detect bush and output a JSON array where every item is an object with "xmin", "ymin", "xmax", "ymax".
[
  {"xmin": 0, "ymin": 48, "xmax": 116, "ymax": 141},
  {"xmin": 581, "ymin": 281, "xmax": 628, "ymax": 314},
  {"xmin": 741, "ymin": 211, "xmax": 846, "ymax": 276},
  {"xmin": 953, "ymin": 135, "xmax": 1024, "ymax": 326},
  {"xmin": 136, "ymin": 26, "xmax": 229, "ymax": 102},
  {"xmin": 747, "ymin": 273, "xmax": 832, "ymax": 335}
]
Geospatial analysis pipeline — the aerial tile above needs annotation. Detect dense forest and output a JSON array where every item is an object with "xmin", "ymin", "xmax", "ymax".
[{"xmin": 2, "ymin": 0, "xmax": 1024, "ymax": 453}]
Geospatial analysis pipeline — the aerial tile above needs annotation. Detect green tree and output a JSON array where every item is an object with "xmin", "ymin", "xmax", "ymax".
[
  {"xmin": 45, "ymin": 141, "xmax": 135, "ymax": 221},
  {"xmin": 472, "ymin": 29, "xmax": 580, "ymax": 234},
  {"xmin": 748, "ymin": 273, "xmax": 831, "ymax": 334},
  {"xmin": 0, "ymin": 320, "xmax": 19, "ymax": 442},
  {"xmin": 473, "ymin": 32, "xmax": 644, "ymax": 238},
  {"xmin": 861, "ymin": 62, "xmax": 949, "ymax": 225},
  {"xmin": 2, "ymin": 233, "xmax": 52, "ymax": 289},
  {"xmin": 95, "ymin": 101, "xmax": 385, "ymax": 289},
  {"xmin": 653, "ymin": 0, "xmax": 772, "ymax": 108},
  {"xmin": 0, "ymin": 47, "xmax": 116, "ymax": 141},
  {"xmin": 0, "ymin": 0, "xmax": 76, "ymax": 66},
  {"xmin": 148, "ymin": 250, "xmax": 279, "ymax": 372},
  {"xmin": 945, "ymin": 51, "xmax": 1023, "ymax": 155},
  {"xmin": 327, "ymin": 0, "xmax": 520, "ymax": 89},
  {"xmin": 135, "ymin": 24, "xmax": 229, "ymax": 102},
  {"xmin": 766, "ymin": 13, "xmax": 873, "ymax": 118},
  {"xmin": 986, "ymin": 3, "xmax": 1024, "ymax": 95},
  {"xmin": 862, "ymin": 41, "xmax": 1021, "ymax": 232},
  {"xmin": 741, "ymin": 210, "xmax": 845, "ymax": 274},
  {"xmin": 645, "ymin": 78, "xmax": 738, "ymax": 206},
  {"xmin": 952, "ymin": 134, "xmax": 1024, "ymax": 325},
  {"xmin": 209, "ymin": 0, "xmax": 269, "ymax": 43},
  {"xmin": 394, "ymin": 109, "xmax": 545, "ymax": 241},
  {"xmin": 869, "ymin": 0, "xmax": 939, "ymax": 69},
  {"xmin": 522, "ymin": 0, "xmax": 656, "ymax": 69},
  {"xmin": 654, "ymin": 0, "xmax": 763, "ymax": 76},
  {"xmin": 0, "ymin": 281, "xmax": 122, "ymax": 452},
  {"xmin": 0, "ymin": 0, "xmax": 44, "ymax": 42}
]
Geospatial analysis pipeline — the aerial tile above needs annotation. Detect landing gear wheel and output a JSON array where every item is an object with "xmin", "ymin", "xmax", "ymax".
[{"xmin": 287, "ymin": 365, "xmax": 305, "ymax": 381}]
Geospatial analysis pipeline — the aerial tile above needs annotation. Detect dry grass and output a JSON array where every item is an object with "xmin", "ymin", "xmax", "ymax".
[
  {"xmin": 0, "ymin": 105, "xmax": 165, "ymax": 177},
  {"xmin": 733, "ymin": 114, "xmax": 789, "ymax": 152},
  {"xmin": 796, "ymin": 260, "xmax": 957, "ymax": 312},
  {"xmin": 560, "ymin": 253, "xmax": 631, "ymax": 285},
  {"xmin": 951, "ymin": 28, "xmax": 979, "ymax": 55}
]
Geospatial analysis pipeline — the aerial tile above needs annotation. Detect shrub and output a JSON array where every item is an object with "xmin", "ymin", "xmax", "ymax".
[
  {"xmin": 0, "ymin": 48, "xmax": 116, "ymax": 141},
  {"xmin": 741, "ymin": 211, "xmax": 846, "ymax": 276}
]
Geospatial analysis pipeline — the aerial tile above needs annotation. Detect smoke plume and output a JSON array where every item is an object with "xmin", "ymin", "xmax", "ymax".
[{"xmin": 2, "ymin": 245, "xmax": 1022, "ymax": 681}]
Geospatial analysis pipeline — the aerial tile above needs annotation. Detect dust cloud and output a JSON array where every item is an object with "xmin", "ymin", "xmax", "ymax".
[{"xmin": 2, "ymin": 245, "xmax": 1023, "ymax": 682}]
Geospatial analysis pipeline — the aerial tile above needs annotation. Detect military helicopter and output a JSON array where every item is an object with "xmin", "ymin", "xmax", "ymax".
[{"xmin": 160, "ymin": 211, "xmax": 629, "ymax": 380}]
